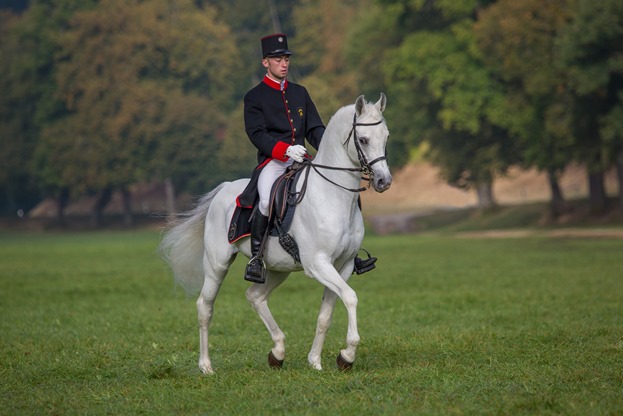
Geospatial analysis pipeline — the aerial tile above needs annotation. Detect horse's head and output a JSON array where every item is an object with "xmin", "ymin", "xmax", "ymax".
[{"xmin": 351, "ymin": 94, "xmax": 392, "ymax": 193}]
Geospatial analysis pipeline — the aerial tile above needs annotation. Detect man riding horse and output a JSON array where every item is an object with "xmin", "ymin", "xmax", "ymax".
[{"xmin": 240, "ymin": 33, "xmax": 377, "ymax": 283}]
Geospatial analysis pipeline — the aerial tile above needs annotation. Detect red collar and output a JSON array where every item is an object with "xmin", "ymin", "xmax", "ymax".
[{"xmin": 263, "ymin": 75, "xmax": 288, "ymax": 91}]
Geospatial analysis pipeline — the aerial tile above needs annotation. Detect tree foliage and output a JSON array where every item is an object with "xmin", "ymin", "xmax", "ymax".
[
  {"xmin": 0, "ymin": 1, "xmax": 97, "ymax": 212},
  {"xmin": 377, "ymin": 1, "xmax": 516, "ymax": 206},
  {"xmin": 475, "ymin": 0, "xmax": 574, "ymax": 213},
  {"xmin": 37, "ymin": 0, "xmax": 242, "ymax": 200},
  {"xmin": 2, "ymin": 0, "xmax": 623, "ymax": 218},
  {"xmin": 350, "ymin": 0, "xmax": 623, "ymax": 211}
]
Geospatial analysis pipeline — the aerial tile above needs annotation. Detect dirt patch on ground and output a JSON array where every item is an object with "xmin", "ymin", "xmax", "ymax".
[
  {"xmin": 360, "ymin": 162, "xmax": 620, "ymax": 215},
  {"xmin": 359, "ymin": 162, "xmax": 623, "ymax": 236},
  {"xmin": 454, "ymin": 228, "xmax": 623, "ymax": 239}
]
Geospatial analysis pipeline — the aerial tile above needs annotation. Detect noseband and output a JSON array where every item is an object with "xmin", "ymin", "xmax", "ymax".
[
  {"xmin": 301, "ymin": 112, "xmax": 387, "ymax": 193},
  {"xmin": 344, "ymin": 113, "xmax": 387, "ymax": 176}
]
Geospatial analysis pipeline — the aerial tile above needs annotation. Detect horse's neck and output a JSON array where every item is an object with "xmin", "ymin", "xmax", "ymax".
[
  {"xmin": 308, "ymin": 108, "xmax": 362, "ymax": 204},
  {"xmin": 314, "ymin": 109, "xmax": 358, "ymax": 176}
]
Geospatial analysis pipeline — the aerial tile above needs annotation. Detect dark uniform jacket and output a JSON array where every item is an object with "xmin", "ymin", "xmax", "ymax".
[{"xmin": 237, "ymin": 75, "xmax": 325, "ymax": 207}]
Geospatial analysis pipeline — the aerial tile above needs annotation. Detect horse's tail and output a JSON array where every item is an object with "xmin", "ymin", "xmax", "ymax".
[{"xmin": 159, "ymin": 182, "xmax": 229, "ymax": 295}]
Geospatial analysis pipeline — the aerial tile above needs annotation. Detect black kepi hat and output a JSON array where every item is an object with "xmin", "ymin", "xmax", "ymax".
[{"xmin": 261, "ymin": 33, "xmax": 293, "ymax": 58}]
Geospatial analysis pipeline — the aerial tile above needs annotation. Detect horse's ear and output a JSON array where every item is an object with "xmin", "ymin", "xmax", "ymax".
[
  {"xmin": 355, "ymin": 95, "xmax": 366, "ymax": 116},
  {"xmin": 376, "ymin": 93, "xmax": 387, "ymax": 113}
]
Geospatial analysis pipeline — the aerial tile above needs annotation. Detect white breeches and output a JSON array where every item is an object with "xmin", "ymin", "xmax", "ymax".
[{"xmin": 257, "ymin": 159, "xmax": 294, "ymax": 216}]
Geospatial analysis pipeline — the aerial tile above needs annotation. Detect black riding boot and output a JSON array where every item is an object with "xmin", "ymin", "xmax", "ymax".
[
  {"xmin": 353, "ymin": 249, "xmax": 377, "ymax": 275},
  {"xmin": 244, "ymin": 213, "xmax": 270, "ymax": 283}
]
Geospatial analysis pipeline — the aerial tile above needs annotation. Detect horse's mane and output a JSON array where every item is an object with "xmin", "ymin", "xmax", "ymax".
[
  {"xmin": 325, "ymin": 104, "xmax": 354, "ymax": 137},
  {"xmin": 323, "ymin": 99, "xmax": 383, "ymax": 143}
]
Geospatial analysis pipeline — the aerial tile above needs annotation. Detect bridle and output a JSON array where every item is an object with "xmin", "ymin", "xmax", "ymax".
[
  {"xmin": 301, "ymin": 113, "xmax": 387, "ymax": 193},
  {"xmin": 345, "ymin": 113, "xmax": 387, "ymax": 174}
]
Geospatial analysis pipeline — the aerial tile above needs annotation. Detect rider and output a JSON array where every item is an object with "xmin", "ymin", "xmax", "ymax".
[{"xmin": 242, "ymin": 33, "xmax": 376, "ymax": 283}]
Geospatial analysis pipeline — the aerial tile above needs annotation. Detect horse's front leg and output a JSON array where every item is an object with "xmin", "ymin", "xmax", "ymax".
[
  {"xmin": 245, "ymin": 271, "xmax": 289, "ymax": 367},
  {"xmin": 308, "ymin": 287, "xmax": 339, "ymax": 370},
  {"xmin": 306, "ymin": 257, "xmax": 359, "ymax": 370}
]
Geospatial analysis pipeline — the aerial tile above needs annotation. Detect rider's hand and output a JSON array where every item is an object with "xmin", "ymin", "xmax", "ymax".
[{"xmin": 285, "ymin": 145, "xmax": 307, "ymax": 162}]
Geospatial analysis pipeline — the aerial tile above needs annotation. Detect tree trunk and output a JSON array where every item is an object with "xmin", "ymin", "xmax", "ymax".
[
  {"xmin": 56, "ymin": 188, "xmax": 70, "ymax": 227},
  {"xmin": 588, "ymin": 170, "xmax": 607, "ymax": 214},
  {"xmin": 121, "ymin": 187, "xmax": 134, "ymax": 227},
  {"xmin": 164, "ymin": 178, "xmax": 176, "ymax": 221},
  {"xmin": 546, "ymin": 168, "xmax": 567, "ymax": 217},
  {"xmin": 476, "ymin": 182, "xmax": 496, "ymax": 209},
  {"xmin": 266, "ymin": 0, "xmax": 282, "ymax": 33},
  {"xmin": 617, "ymin": 149, "xmax": 623, "ymax": 212},
  {"xmin": 90, "ymin": 187, "xmax": 113, "ymax": 228}
]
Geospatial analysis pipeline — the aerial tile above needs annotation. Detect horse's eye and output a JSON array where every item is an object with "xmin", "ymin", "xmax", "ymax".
[{"xmin": 359, "ymin": 137, "xmax": 369, "ymax": 145}]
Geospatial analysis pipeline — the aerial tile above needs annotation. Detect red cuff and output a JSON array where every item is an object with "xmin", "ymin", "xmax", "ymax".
[{"xmin": 272, "ymin": 141, "xmax": 290, "ymax": 161}]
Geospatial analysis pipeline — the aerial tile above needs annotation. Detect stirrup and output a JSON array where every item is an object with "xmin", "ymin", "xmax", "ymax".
[
  {"xmin": 353, "ymin": 248, "xmax": 377, "ymax": 275},
  {"xmin": 244, "ymin": 256, "xmax": 266, "ymax": 284}
]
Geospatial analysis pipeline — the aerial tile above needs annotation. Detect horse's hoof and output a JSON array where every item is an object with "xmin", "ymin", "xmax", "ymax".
[
  {"xmin": 336, "ymin": 353, "xmax": 353, "ymax": 371},
  {"xmin": 198, "ymin": 361, "xmax": 214, "ymax": 375},
  {"xmin": 268, "ymin": 351, "xmax": 284, "ymax": 369}
]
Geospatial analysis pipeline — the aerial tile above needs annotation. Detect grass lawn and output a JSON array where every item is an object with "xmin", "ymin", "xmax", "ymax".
[{"xmin": 1, "ymin": 230, "xmax": 622, "ymax": 415}]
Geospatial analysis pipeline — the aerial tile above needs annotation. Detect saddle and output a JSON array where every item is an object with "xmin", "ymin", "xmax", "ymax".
[{"xmin": 227, "ymin": 162, "xmax": 308, "ymax": 262}]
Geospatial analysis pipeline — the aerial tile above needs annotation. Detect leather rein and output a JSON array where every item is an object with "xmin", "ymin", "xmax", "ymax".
[{"xmin": 299, "ymin": 113, "xmax": 386, "ymax": 194}]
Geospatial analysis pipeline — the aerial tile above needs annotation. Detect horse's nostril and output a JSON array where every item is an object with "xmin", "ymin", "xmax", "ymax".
[{"xmin": 375, "ymin": 175, "xmax": 392, "ymax": 191}]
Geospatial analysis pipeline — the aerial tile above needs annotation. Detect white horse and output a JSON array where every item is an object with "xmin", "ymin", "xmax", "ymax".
[{"xmin": 160, "ymin": 94, "xmax": 392, "ymax": 374}]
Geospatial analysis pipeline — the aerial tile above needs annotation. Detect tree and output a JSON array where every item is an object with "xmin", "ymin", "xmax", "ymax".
[
  {"xmin": 37, "ymin": 0, "xmax": 242, "ymax": 225},
  {"xmin": 602, "ymin": 100, "xmax": 623, "ymax": 210},
  {"xmin": 380, "ymin": 1, "xmax": 516, "ymax": 208},
  {"xmin": 0, "ymin": 2, "xmax": 97, "ymax": 216},
  {"xmin": 291, "ymin": 0, "xmax": 362, "ymax": 121},
  {"xmin": 475, "ymin": 0, "xmax": 575, "ymax": 216},
  {"xmin": 556, "ymin": 0, "xmax": 623, "ymax": 213},
  {"xmin": 345, "ymin": 0, "xmax": 431, "ymax": 169},
  {"xmin": 0, "ymin": 10, "xmax": 38, "ymax": 215},
  {"xmin": 208, "ymin": 0, "xmax": 298, "ymax": 90}
]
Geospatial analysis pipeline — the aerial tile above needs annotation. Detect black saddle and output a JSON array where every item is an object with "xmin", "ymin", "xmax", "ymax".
[{"xmin": 227, "ymin": 162, "xmax": 308, "ymax": 261}]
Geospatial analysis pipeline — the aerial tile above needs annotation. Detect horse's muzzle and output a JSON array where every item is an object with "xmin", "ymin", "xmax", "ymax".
[{"xmin": 372, "ymin": 172, "xmax": 392, "ymax": 193}]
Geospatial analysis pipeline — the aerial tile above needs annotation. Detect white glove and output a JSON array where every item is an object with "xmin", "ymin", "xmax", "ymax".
[{"xmin": 285, "ymin": 144, "xmax": 307, "ymax": 162}]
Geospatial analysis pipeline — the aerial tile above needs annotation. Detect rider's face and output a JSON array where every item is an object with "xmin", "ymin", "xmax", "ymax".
[{"xmin": 263, "ymin": 55, "xmax": 290, "ymax": 81}]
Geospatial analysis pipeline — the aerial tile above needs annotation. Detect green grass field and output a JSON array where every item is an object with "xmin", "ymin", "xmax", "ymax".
[{"xmin": 1, "ymin": 230, "xmax": 622, "ymax": 415}]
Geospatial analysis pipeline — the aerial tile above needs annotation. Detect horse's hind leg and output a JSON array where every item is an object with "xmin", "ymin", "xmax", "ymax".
[
  {"xmin": 308, "ymin": 287, "xmax": 339, "ymax": 370},
  {"xmin": 197, "ymin": 251, "xmax": 236, "ymax": 375},
  {"xmin": 245, "ymin": 271, "xmax": 289, "ymax": 367}
]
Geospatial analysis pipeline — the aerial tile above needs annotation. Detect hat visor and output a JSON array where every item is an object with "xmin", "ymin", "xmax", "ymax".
[{"xmin": 264, "ymin": 49, "xmax": 293, "ymax": 58}]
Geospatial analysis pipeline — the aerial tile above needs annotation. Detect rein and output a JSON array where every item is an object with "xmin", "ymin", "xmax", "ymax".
[{"xmin": 302, "ymin": 113, "xmax": 386, "ymax": 194}]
